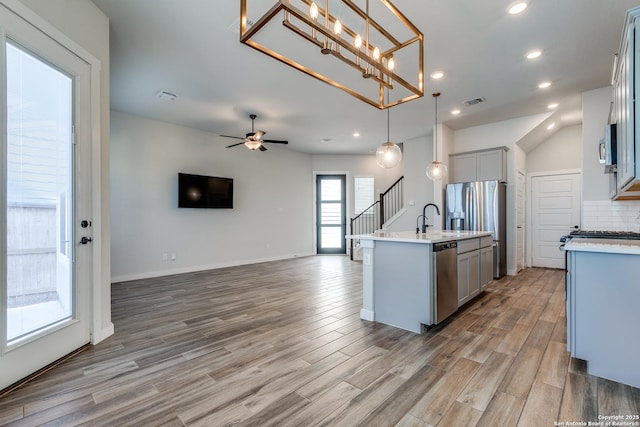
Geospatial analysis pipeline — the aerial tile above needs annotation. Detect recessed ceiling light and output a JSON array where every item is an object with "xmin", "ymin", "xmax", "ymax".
[
  {"xmin": 353, "ymin": 132, "xmax": 360, "ymax": 137},
  {"xmin": 526, "ymin": 49, "xmax": 542, "ymax": 60},
  {"xmin": 451, "ymin": 109, "xmax": 461, "ymax": 115},
  {"xmin": 430, "ymin": 71, "xmax": 444, "ymax": 80},
  {"xmin": 507, "ymin": 1, "xmax": 528, "ymax": 15},
  {"xmin": 538, "ymin": 81, "xmax": 551, "ymax": 89},
  {"xmin": 547, "ymin": 123, "xmax": 555, "ymax": 130},
  {"xmin": 547, "ymin": 103, "xmax": 559, "ymax": 109}
]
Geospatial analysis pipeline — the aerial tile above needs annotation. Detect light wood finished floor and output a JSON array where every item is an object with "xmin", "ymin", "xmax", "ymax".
[{"xmin": 1, "ymin": 256, "xmax": 639, "ymax": 426}]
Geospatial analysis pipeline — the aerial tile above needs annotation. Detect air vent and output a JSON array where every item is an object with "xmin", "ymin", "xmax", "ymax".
[
  {"xmin": 228, "ymin": 16, "xmax": 256, "ymax": 34},
  {"xmin": 462, "ymin": 97, "xmax": 486, "ymax": 107},
  {"xmin": 155, "ymin": 90, "xmax": 177, "ymax": 101}
]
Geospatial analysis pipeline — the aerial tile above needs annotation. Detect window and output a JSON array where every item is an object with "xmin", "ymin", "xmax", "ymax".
[{"xmin": 354, "ymin": 177, "xmax": 375, "ymax": 214}]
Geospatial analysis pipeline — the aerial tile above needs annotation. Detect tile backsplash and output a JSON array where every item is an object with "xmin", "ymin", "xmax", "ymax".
[{"xmin": 582, "ymin": 200, "xmax": 640, "ymax": 232}]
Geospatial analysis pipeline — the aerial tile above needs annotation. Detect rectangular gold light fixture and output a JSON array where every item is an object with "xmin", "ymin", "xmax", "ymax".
[{"xmin": 240, "ymin": 0, "xmax": 424, "ymax": 109}]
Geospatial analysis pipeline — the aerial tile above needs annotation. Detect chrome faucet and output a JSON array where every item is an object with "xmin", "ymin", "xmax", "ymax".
[{"xmin": 421, "ymin": 203, "xmax": 441, "ymax": 233}]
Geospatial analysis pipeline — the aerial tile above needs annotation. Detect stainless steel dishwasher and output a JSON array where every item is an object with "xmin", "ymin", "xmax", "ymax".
[{"xmin": 433, "ymin": 241, "xmax": 458, "ymax": 324}]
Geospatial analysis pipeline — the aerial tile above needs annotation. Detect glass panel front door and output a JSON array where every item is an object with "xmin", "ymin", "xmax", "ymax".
[{"xmin": 316, "ymin": 175, "xmax": 346, "ymax": 254}]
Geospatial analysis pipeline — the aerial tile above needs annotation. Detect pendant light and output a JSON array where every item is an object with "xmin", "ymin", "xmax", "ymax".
[
  {"xmin": 375, "ymin": 92, "xmax": 402, "ymax": 168},
  {"xmin": 426, "ymin": 92, "xmax": 448, "ymax": 181}
]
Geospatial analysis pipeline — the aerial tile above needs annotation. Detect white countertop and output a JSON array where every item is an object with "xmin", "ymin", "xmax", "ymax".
[
  {"xmin": 346, "ymin": 230, "xmax": 493, "ymax": 244},
  {"xmin": 563, "ymin": 238, "xmax": 640, "ymax": 255}
]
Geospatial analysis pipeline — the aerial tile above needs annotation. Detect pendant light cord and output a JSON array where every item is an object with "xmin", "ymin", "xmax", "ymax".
[
  {"xmin": 387, "ymin": 108, "xmax": 390, "ymax": 142},
  {"xmin": 433, "ymin": 92, "xmax": 440, "ymax": 162}
]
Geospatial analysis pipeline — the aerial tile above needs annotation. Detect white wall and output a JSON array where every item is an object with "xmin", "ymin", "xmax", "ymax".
[
  {"xmin": 110, "ymin": 111, "xmax": 314, "ymax": 282},
  {"xmin": 526, "ymin": 125, "xmax": 582, "ymax": 173},
  {"xmin": 582, "ymin": 86, "xmax": 613, "ymax": 201},
  {"xmin": 18, "ymin": 0, "xmax": 112, "ymax": 342},
  {"xmin": 386, "ymin": 134, "xmax": 434, "ymax": 231}
]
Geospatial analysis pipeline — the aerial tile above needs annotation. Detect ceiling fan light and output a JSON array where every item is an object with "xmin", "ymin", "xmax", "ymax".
[
  {"xmin": 375, "ymin": 141, "xmax": 402, "ymax": 168},
  {"xmin": 244, "ymin": 140, "xmax": 262, "ymax": 150}
]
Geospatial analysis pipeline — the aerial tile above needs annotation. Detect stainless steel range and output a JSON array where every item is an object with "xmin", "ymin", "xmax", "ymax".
[{"xmin": 560, "ymin": 229, "xmax": 640, "ymax": 243}]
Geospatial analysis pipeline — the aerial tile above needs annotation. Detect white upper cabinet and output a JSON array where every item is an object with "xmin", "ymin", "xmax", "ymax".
[{"xmin": 450, "ymin": 147, "xmax": 508, "ymax": 183}]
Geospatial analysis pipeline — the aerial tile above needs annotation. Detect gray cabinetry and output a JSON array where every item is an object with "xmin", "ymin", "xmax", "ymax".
[
  {"xmin": 457, "ymin": 238, "xmax": 480, "ymax": 306},
  {"xmin": 565, "ymin": 248, "xmax": 640, "ymax": 388},
  {"xmin": 450, "ymin": 147, "xmax": 508, "ymax": 183},
  {"xmin": 479, "ymin": 236, "xmax": 493, "ymax": 289},
  {"xmin": 450, "ymin": 153, "xmax": 477, "ymax": 183},
  {"xmin": 613, "ymin": 7, "xmax": 640, "ymax": 199}
]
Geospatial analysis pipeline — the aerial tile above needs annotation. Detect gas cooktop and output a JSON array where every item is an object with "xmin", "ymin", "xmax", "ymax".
[{"xmin": 565, "ymin": 230, "xmax": 640, "ymax": 240}]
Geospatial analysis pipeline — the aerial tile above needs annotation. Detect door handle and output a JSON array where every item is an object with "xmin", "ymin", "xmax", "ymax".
[{"xmin": 80, "ymin": 236, "xmax": 93, "ymax": 244}]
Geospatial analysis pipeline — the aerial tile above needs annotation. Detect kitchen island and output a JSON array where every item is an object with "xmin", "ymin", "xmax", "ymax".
[
  {"xmin": 563, "ymin": 238, "xmax": 640, "ymax": 389},
  {"xmin": 347, "ymin": 230, "xmax": 493, "ymax": 333}
]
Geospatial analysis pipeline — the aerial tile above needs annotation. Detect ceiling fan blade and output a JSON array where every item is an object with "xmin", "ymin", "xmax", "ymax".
[
  {"xmin": 220, "ymin": 135, "xmax": 245, "ymax": 140},
  {"xmin": 259, "ymin": 145, "xmax": 267, "ymax": 151},
  {"xmin": 225, "ymin": 142, "xmax": 245, "ymax": 148},
  {"xmin": 262, "ymin": 139, "xmax": 288, "ymax": 144},
  {"xmin": 254, "ymin": 130, "xmax": 265, "ymax": 140}
]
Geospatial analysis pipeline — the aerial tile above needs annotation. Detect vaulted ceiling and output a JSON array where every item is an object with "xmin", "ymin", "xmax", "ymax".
[{"xmin": 91, "ymin": 0, "xmax": 639, "ymax": 154}]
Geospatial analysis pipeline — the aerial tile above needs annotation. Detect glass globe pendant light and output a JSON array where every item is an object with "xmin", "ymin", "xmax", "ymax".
[
  {"xmin": 375, "ymin": 93, "xmax": 402, "ymax": 168},
  {"xmin": 426, "ymin": 92, "xmax": 448, "ymax": 180}
]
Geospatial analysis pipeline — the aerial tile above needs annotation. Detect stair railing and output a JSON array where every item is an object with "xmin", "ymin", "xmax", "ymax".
[{"xmin": 349, "ymin": 176, "xmax": 404, "ymax": 260}]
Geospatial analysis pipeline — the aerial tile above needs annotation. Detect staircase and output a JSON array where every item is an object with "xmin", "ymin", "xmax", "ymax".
[{"xmin": 349, "ymin": 176, "xmax": 404, "ymax": 260}]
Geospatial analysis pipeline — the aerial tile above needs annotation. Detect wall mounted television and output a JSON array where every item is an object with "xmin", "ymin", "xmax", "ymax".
[{"xmin": 178, "ymin": 173, "xmax": 233, "ymax": 209}]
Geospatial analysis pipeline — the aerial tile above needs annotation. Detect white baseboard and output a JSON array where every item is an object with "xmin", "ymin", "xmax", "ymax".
[
  {"xmin": 360, "ymin": 309, "xmax": 375, "ymax": 321},
  {"xmin": 111, "ymin": 252, "xmax": 315, "ymax": 284},
  {"xmin": 507, "ymin": 268, "xmax": 518, "ymax": 276},
  {"xmin": 91, "ymin": 322, "xmax": 114, "ymax": 344},
  {"xmin": 382, "ymin": 207, "xmax": 407, "ymax": 230}
]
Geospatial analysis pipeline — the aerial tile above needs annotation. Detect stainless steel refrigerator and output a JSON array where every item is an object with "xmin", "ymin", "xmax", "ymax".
[{"xmin": 445, "ymin": 180, "xmax": 507, "ymax": 278}]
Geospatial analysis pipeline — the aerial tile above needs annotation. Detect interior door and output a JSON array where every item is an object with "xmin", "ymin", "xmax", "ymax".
[
  {"xmin": 0, "ymin": 4, "xmax": 92, "ymax": 390},
  {"xmin": 531, "ymin": 173, "xmax": 581, "ymax": 269},
  {"xmin": 316, "ymin": 174, "xmax": 346, "ymax": 254}
]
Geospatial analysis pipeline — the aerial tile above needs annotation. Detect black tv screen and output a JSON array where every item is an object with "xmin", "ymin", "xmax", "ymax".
[{"xmin": 178, "ymin": 173, "xmax": 233, "ymax": 209}]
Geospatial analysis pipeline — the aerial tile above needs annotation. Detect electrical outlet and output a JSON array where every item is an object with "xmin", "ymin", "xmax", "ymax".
[
  {"xmin": 171, "ymin": 253, "xmax": 176, "ymax": 261},
  {"xmin": 363, "ymin": 253, "xmax": 371, "ymax": 265},
  {"xmin": 162, "ymin": 253, "xmax": 168, "ymax": 261}
]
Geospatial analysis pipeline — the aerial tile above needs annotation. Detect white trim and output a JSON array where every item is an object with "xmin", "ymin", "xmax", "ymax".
[
  {"xmin": 0, "ymin": 0, "xmax": 110, "ymax": 346},
  {"xmin": 111, "ymin": 252, "xmax": 315, "ymax": 284},
  {"xmin": 360, "ymin": 309, "xmax": 375, "ymax": 321},
  {"xmin": 382, "ymin": 207, "xmax": 407, "ymax": 229},
  {"xmin": 0, "ymin": 25, "xmax": 7, "ymax": 357},
  {"xmin": 92, "ymin": 323, "xmax": 114, "ymax": 344},
  {"xmin": 0, "ymin": 0, "xmax": 100, "ymax": 66}
]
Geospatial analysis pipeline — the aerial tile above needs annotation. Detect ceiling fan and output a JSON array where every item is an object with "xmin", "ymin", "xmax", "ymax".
[{"xmin": 220, "ymin": 114, "xmax": 288, "ymax": 151}]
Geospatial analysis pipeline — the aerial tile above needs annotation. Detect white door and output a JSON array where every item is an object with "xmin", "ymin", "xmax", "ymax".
[
  {"xmin": 531, "ymin": 173, "xmax": 581, "ymax": 269},
  {"xmin": 516, "ymin": 171, "xmax": 525, "ymax": 272},
  {"xmin": 1, "ymin": 4, "xmax": 92, "ymax": 390}
]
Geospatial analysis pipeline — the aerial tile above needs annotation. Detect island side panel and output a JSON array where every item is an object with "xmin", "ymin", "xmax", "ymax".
[
  {"xmin": 372, "ymin": 241, "xmax": 432, "ymax": 333},
  {"xmin": 360, "ymin": 239, "xmax": 375, "ymax": 321}
]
